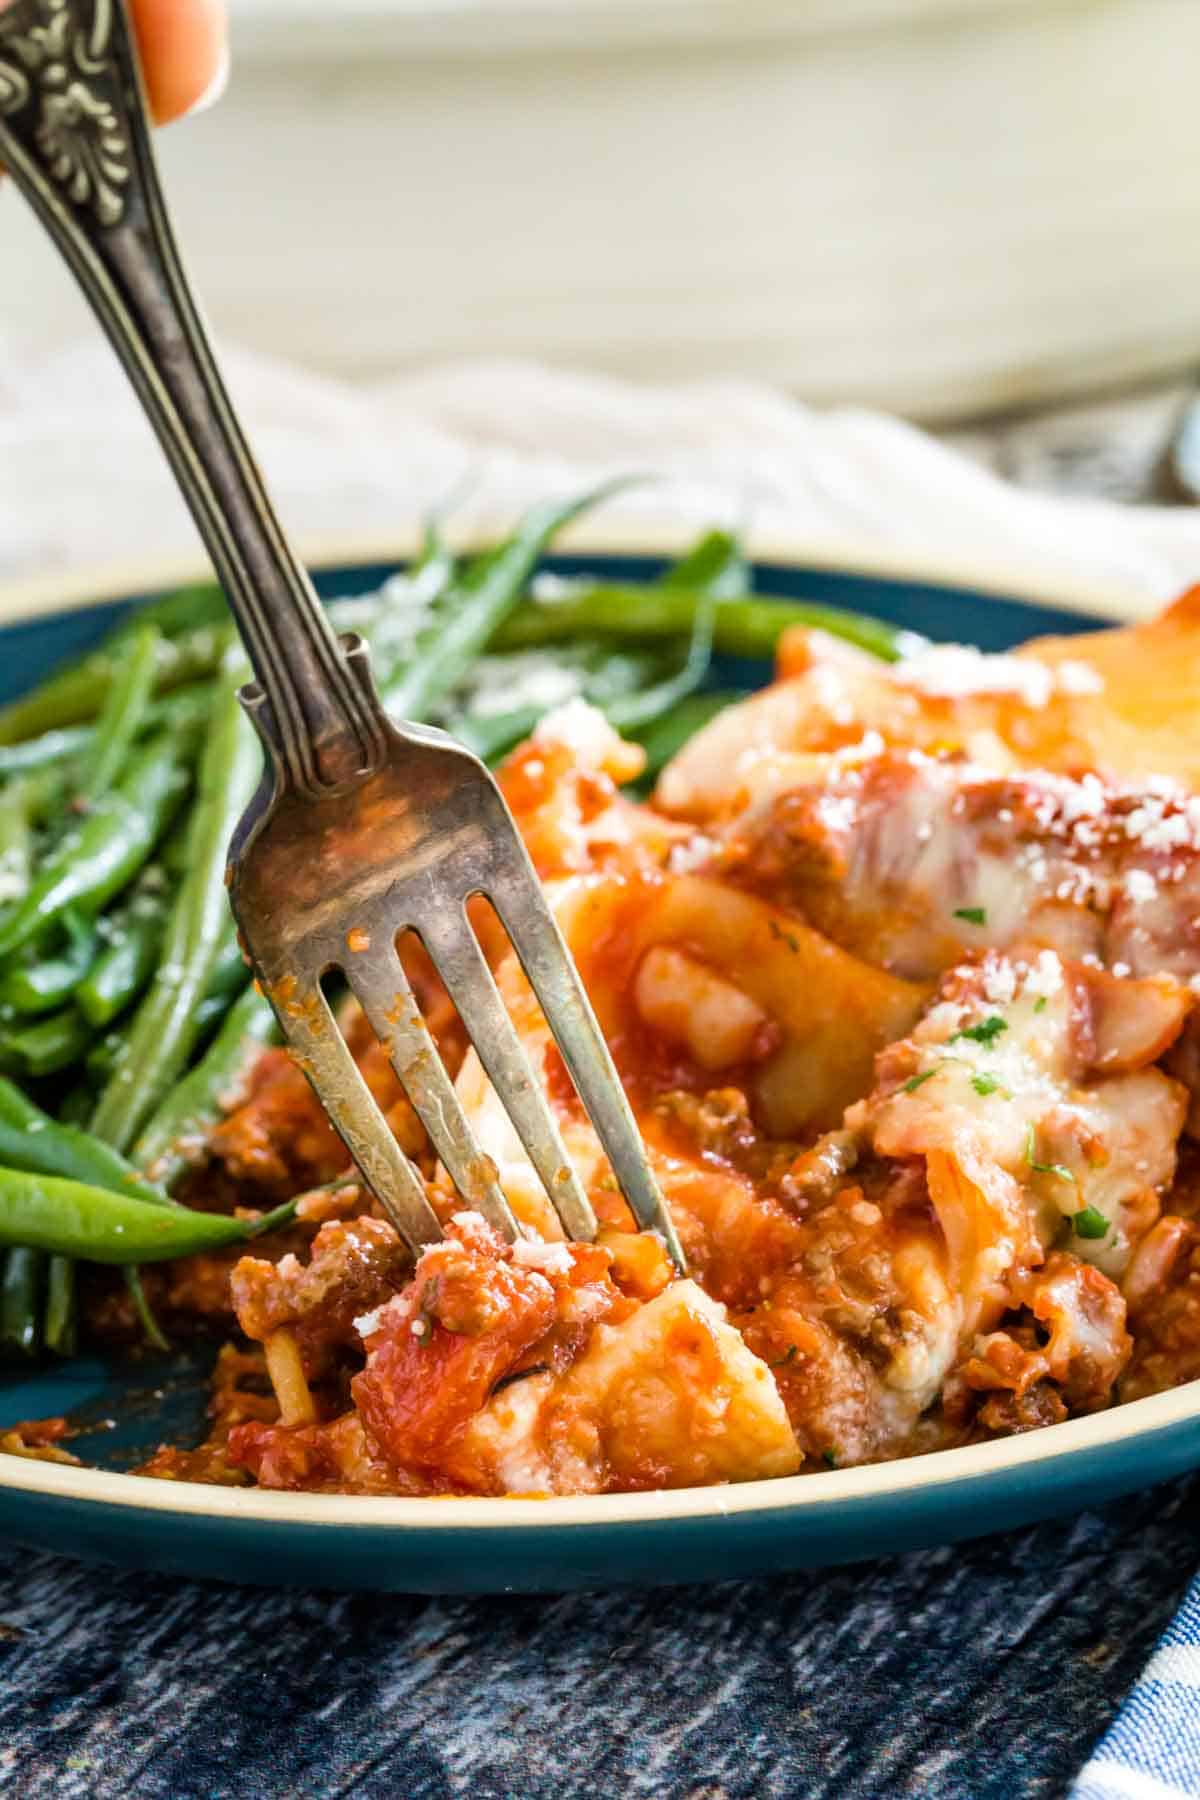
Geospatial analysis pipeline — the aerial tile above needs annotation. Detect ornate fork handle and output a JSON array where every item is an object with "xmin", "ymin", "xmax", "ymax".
[{"xmin": 0, "ymin": 0, "xmax": 386, "ymax": 796}]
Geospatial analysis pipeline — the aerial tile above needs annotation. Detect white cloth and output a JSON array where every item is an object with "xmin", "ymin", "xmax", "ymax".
[{"xmin": 4, "ymin": 342, "xmax": 1200, "ymax": 615}]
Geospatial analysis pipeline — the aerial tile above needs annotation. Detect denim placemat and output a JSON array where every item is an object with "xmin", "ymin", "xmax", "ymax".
[{"xmin": 1, "ymin": 1472, "xmax": 1197, "ymax": 1799}]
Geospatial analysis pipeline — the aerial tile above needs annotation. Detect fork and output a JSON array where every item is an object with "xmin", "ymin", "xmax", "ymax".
[{"xmin": 0, "ymin": 0, "xmax": 684, "ymax": 1270}]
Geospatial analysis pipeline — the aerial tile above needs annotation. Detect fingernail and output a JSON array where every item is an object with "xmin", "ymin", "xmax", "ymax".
[{"xmin": 189, "ymin": 41, "xmax": 230, "ymax": 117}]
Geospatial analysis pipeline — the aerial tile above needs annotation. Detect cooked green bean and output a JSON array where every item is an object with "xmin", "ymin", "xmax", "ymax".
[
  {"xmin": 76, "ymin": 886, "xmax": 168, "ymax": 1027},
  {"xmin": 0, "ymin": 733, "xmax": 190, "ymax": 960},
  {"xmin": 90, "ymin": 679, "xmax": 259, "ymax": 1151},
  {"xmin": 454, "ymin": 607, "xmax": 715, "ymax": 763},
  {"xmin": 123, "ymin": 1267, "xmax": 168, "ymax": 1351},
  {"xmin": 116, "ymin": 583, "xmax": 227, "ymax": 638},
  {"xmin": 56, "ymin": 1083, "xmax": 95, "ymax": 1128},
  {"xmin": 0, "ymin": 775, "xmax": 37, "ymax": 906},
  {"xmin": 0, "ymin": 1247, "xmax": 41, "ymax": 1359},
  {"xmin": 135, "ymin": 984, "xmax": 279, "ymax": 1189},
  {"xmin": 202, "ymin": 927, "xmax": 251, "ymax": 1008},
  {"xmin": 0, "ymin": 1007, "xmax": 91, "ymax": 1078},
  {"xmin": 603, "ymin": 602, "xmax": 715, "ymax": 732},
  {"xmin": 85, "ymin": 1026, "xmax": 125, "ymax": 1087},
  {"xmin": 495, "ymin": 586, "xmax": 907, "ymax": 662},
  {"xmin": 0, "ymin": 621, "xmax": 230, "ymax": 746},
  {"xmin": 74, "ymin": 623, "xmax": 162, "ymax": 808},
  {"xmin": 0, "ymin": 1074, "xmax": 166, "ymax": 1203},
  {"xmin": 0, "ymin": 909, "xmax": 100, "ymax": 1016},
  {"xmin": 0, "ymin": 725, "xmax": 93, "ymax": 780},
  {"xmin": 0, "ymin": 685, "xmax": 214, "ymax": 785},
  {"xmin": 383, "ymin": 481, "xmax": 634, "ymax": 722},
  {"xmin": 660, "ymin": 528, "xmax": 749, "ymax": 599},
  {"xmin": 43, "ymin": 1254, "xmax": 76, "ymax": 1356},
  {"xmin": 0, "ymin": 1170, "xmax": 296, "ymax": 1263}
]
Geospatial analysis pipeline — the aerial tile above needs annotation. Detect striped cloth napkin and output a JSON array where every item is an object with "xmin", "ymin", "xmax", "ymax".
[
  {"xmin": 1074, "ymin": 1587, "xmax": 1200, "ymax": 1800},
  {"xmin": 5, "ymin": 343, "xmax": 1200, "ymax": 1795}
]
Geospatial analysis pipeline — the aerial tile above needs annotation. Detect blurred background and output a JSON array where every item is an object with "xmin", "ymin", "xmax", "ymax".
[
  {"xmin": 4, "ymin": 0, "xmax": 1199, "ymax": 426},
  {"xmin": 6, "ymin": 0, "xmax": 1200, "ymax": 595}
]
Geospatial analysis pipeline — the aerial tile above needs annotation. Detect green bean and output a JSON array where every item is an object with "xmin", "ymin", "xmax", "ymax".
[
  {"xmin": 660, "ymin": 528, "xmax": 749, "ymax": 598},
  {"xmin": 85, "ymin": 1026, "xmax": 125, "ymax": 1087},
  {"xmin": 83, "ymin": 922, "xmax": 245, "ymax": 1084},
  {"xmin": 124, "ymin": 1267, "xmax": 168, "ymax": 1351},
  {"xmin": 0, "ymin": 1007, "xmax": 91, "ymax": 1078},
  {"xmin": 158, "ymin": 814, "xmax": 192, "ymax": 877},
  {"xmin": 74, "ymin": 623, "xmax": 162, "ymax": 808},
  {"xmin": 0, "ymin": 685, "xmax": 213, "ymax": 785},
  {"xmin": 0, "ymin": 621, "xmax": 230, "ymax": 746},
  {"xmin": 603, "ymin": 602, "xmax": 715, "ymax": 733},
  {"xmin": 56, "ymin": 1083, "xmax": 95, "ymax": 1128},
  {"xmin": 116, "ymin": 583, "xmax": 227, "ymax": 639},
  {"xmin": 627, "ymin": 690, "xmax": 747, "ymax": 779},
  {"xmin": 43, "ymin": 1254, "xmax": 76, "ymax": 1356},
  {"xmin": 0, "ymin": 733, "xmax": 190, "ymax": 960},
  {"xmin": 383, "ymin": 481, "xmax": 635, "ymax": 722},
  {"xmin": 0, "ymin": 726, "xmax": 93, "ymax": 780},
  {"xmin": 0, "ymin": 1247, "xmax": 42, "ymax": 1359},
  {"xmin": 0, "ymin": 776, "xmax": 37, "ymax": 907},
  {"xmin": 76, "ymin": 886, "xmax": 168, "ymax": 1027},
  {"xmin": 0, "ymin": 910, "xmax": 100, "ymax": 1016},
  {"xmin": 454, "ymin": 608, "xmax": 715, "ymax": 764},
  {"xmin": 90, "ymin": 680, "xmax": 259, "ymax": 1152},
  {"xmin": 0, "ymin": 1074, "xmax": 166, "ymax": 1203},
  {"xmin": 0, "ymin": 1170, "xmax": 296, "ymax": 1263},
  {"xmin": 135, "ymin": 984, "xmax": 279, "ymax": 1188},
  {"xmin": 202, "ymin": 927, "xmax": 251, "ymax": 1007},
  {"xmin": 494, "ymin": 586, "xmax": 907, "ymax": 663}
]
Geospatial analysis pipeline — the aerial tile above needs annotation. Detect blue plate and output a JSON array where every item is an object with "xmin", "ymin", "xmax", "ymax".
[{"xmin": 1, "ymin": 545, "xmax": 1195, "ymax": 1594}]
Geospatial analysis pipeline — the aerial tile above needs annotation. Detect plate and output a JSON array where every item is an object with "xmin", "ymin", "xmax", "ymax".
[{"xmin": 1, "ymin": 536, "xmax": 1195, "ymax": 1595}]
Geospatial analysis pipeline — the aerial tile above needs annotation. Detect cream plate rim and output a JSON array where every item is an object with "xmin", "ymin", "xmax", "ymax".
[
  {"xmin": 1, "ymin": 1377, "xmax": 1197, "ymax": 1526},
  {"xmin": 0, "ymin": 520, "xmax": 1167, "ymax": 1530}
]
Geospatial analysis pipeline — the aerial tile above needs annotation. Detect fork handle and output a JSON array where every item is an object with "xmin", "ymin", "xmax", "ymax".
[{"xmin": 0, "ymin": 0, "xmax": 386, "ymax": 796}]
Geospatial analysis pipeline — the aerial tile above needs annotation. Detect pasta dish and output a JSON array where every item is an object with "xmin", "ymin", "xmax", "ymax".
[{"xmin": 4, "ymin": 520, "xmax": 1200, "ymax": 1499}]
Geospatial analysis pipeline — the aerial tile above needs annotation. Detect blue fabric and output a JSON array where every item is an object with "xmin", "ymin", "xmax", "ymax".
[{"xmin": 1074, "ymin": 1581, "xmax": 1200, "ymax": 1799}]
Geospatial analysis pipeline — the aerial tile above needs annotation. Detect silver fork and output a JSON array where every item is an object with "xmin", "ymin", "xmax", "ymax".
[{"xmin": 0, "ymin": 0, "xmax": 684, "ymax": 1269}]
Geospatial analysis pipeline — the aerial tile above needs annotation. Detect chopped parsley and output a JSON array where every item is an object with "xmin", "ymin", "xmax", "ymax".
[
  {"xmin": 1033, "ymin": 996, "xmax": 1049, "ymax": 1013},
  {"xmin": 1024, "ymin": 1124, "xmax": 1076, "ymax": 1185},
  {"xmin": 902, "ymin": 1069, "xmax": 937, "ymax": 1094},
  {"xmin": 771, "ymin": 1344, "xmax": 799, "ymax": 1369},
  {"xmin": 952, "ymin": 1014, "xmax": 1008, "ymax": 1048},
  {"xmin": 954, "ymin": 906, "xmax": 987, "ymax": 926},
  {"xmin": 769, "ymin": 919, "xmax": 801, "ymax": 954},
  {"xmin": 970, "ymin": 1072, "xmax": 1006, "ymax": 1098},
  {"xmin": 1072, "ymin": 1206, "xmax": 1109, "ymax": 1240},
  {"xmin": 822, "ymin": 1449, "xmax": 838, "ymax": 1469}
]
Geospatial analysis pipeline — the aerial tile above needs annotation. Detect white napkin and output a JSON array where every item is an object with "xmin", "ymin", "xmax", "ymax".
[{"xmin": 4, "ymin": 338, "xmax": 1200, "ymax": 616}]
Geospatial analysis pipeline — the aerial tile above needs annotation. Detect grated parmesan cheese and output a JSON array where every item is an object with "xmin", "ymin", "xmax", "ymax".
[
  {"xmin": 1122, "ymin": 796, "xmax": 1200, "ymax": 855},
  {"xmin": 1024, "ymin": 951, "xmax": 1065, "ymax": 999},
  {"xmin": 512, "ymin": 1237, "xmax": 574, "ymax": 1276},
  {"xmin": 982, "ymin": 962, "xmax": 1018, "ymax": 1006},
  {"xmin": 895, "ymin": 644, "xmax": 1101, "ymax": 704},
  {"xmin": 1123, "ymin": 868, "xmax": 1159, "ymax": 904}
]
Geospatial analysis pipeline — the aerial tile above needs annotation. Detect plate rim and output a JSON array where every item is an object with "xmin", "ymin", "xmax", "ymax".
[
  {"xmin": 0, "ymin": 517, "xmax": 1149, "ymax": 628},
  {"xmin": 0, "ymin": 528, "xmax": 1183, "ymax": 1535},
  {"xmin": 2, "ymin": 1376, "xmax": 1198, "ymax": 1526}
]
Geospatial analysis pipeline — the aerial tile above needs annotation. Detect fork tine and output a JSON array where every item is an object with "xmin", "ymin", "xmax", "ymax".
[
  {"xmin": 271, "ymin": 979, "xmax": 442, "ymax": 1253},
  {"xmin": 488, "ymin": 866, "xmax": 686, "ymax": 1271},
  {"xmin": 418, "ymin": 908, "xmax": 599, "ymax": 1243},
  {"xmin": 345, "ymin": 946, "xmax": 520, "ymax": 1242}
]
